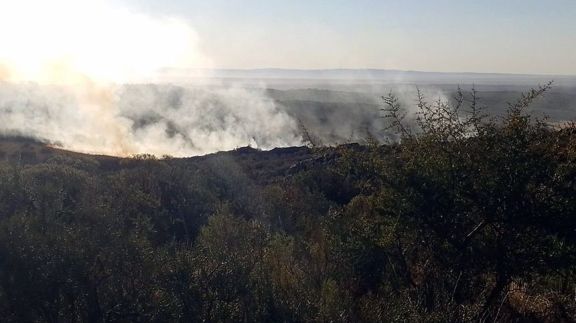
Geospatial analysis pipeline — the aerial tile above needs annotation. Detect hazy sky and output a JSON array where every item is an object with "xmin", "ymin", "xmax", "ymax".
[
  {"xmin": 115, "ymin": 0, "xmax": 576, "ymax": 75},
  {"xmin": 16, "ymin": 0, "xmax": 576, "ymax": 75}
]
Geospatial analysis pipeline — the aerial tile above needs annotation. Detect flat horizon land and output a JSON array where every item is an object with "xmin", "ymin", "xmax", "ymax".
[{"xmin": 156, "ymin": 67, "xmax": 576, "ymax": 87}]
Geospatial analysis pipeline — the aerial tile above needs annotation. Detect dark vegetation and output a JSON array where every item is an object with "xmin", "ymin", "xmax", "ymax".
[
  {"xmin": 269, "ymin": 85, "xmax": 576, "ymax": 145},
  {"xmin": 0, "ymin": 85, "xmax": 574, "ymax": 322}
]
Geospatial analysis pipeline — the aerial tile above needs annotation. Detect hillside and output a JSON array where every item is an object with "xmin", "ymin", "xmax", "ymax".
[
  {"xmin": 2, "ymin": 0, "xmax": 576, "ymax": 321},
  {"xmin": 0, "ymin": 136, "xmax": 317, "ymax": 180},
  {"xmin": 0, "ymin": 86, "xmax": 574, "ymax": 322}
]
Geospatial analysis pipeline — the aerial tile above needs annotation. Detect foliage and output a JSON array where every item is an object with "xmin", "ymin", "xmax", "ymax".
[{"xmin": 0, "ymin": 85, "xmax": 574, "ymax": 322}]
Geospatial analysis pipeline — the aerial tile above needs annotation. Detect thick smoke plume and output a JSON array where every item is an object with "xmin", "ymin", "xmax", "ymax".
[
  {"xmin": 0, "ymin": 82, "xmax": 302, "ymax": 156},
  {"xmin": 0, "ymin": 0, "xmax": 302, "ymax": 156}
]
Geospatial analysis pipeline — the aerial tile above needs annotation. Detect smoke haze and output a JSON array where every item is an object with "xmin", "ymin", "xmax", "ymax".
[
  {"xmin": 1, "ymin": 1, "xmax": 575, "ymax": 157},
  {"xmin": 0, "ymin": 82, "xmax": 304, "ymax": 157},
  {"xmin": 0, "ymin": 0, "xmax": 304, "ymax": 156}
]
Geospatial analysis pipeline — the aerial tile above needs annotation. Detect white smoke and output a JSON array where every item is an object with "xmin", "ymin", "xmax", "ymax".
[
  {"xmin": 116, "ymin": 84, "xmax": 302, "ymax": 156},
  {"xmin": 0, "ymin": 83, "xmax": 302, "ymax": 156},
  {"xmin": 0, "ymin": 0, "xmax": 302, "ymax": 156}
]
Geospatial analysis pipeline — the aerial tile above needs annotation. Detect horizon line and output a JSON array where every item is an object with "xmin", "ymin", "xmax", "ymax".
[{"xmin": 159, "ymin": 67, "xmax": 576, "ymax": 78}]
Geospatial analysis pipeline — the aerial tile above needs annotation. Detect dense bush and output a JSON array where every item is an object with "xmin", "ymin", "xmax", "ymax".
[{"xmin": 0, "ymin": 85, "xmax": 574, "ymax": 322}]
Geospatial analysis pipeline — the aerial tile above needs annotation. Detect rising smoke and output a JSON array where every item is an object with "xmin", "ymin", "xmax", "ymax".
[
  {"xmin": 0, "ymin": 0, "xmax": 303, "ymax": 156},
  {"xmin": 0, "ymin": 82, "xmax": 303, "ymax": 156}
]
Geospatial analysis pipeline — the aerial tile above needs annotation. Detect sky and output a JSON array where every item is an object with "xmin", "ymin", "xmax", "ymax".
[
  {"xmin": 114, "ymin": 0, "xmax": 576, "ymax": 75},
  {"xmin": 2, "ymin": 0, "xmax": 576, "ymax": 77}
]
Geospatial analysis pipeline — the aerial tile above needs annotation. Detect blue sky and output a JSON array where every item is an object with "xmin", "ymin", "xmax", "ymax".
[{"xmin": 120, "ymin": 0, "xmax": 576, "ymax": 74}]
